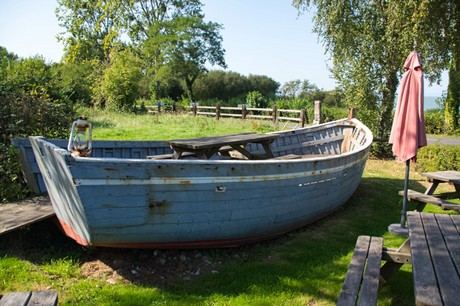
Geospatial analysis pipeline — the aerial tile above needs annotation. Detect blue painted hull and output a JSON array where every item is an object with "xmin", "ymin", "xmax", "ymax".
[{"xmin": 26, "ymin": 118, "xmax": 372, "ymax": 248}]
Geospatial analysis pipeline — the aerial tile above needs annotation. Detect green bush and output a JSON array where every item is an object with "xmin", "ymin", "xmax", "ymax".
[
  {"xmin": 415, "ymin": 145, "xmax": 460, "ymax": 173},
  {"xmin": 322, "ymin": 106, "xmax": 349, "ymax": 123},
  {"xmin": 0, "ymin": 54, "xmax": 75, "ymax": 202},
  {"xmin": 100, "ymin": 50, "xmax": 143, "ymax": 112},
  {"xmin": 0, "ymin": 89, "xmax": 75, "ymax": 202},
  {"xmin": 424, "ymin": 109, "xmax": 445, "ymax": 134},
  {"xmin": 0, "ymin": 144, "xmax": 28, "ymax": 202}
]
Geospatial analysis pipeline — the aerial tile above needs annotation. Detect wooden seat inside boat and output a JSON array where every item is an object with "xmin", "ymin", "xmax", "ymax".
[
  {"xmin": 148, "ymin": 152, "xmax": 338, "ymax": 160},
  {"xmin": 272, "ymin": 154, "xmax": 336, "ymax": 160},
  {"xmin": 147, "ymin": 147, "xmax": 237, "ymax": 160}
]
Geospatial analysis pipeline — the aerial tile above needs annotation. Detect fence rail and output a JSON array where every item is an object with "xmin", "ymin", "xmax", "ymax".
[
  {"xmin": 144, "ymin": 102, "xmax": 359, "ymax": 129},
  {"xmin": 146, "ymin": 104, "xmax": 313, "ymax": 127}
]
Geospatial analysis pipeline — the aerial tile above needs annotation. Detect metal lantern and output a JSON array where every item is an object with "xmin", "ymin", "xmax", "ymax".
[{"xmin": 67, "ymin": 116, "xmax": 92, "ymax": 157}]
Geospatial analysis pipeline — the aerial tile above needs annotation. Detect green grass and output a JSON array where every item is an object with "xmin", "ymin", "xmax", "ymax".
[
  {"xmin": 1, "ymin": 110, "xmax": 459, "ymax": 305},
  {"xmin": 79, "ymin": 107, "xmax": 278, "ymax": 140}
]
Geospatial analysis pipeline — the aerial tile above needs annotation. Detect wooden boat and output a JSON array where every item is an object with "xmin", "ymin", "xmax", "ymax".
[{"xmin": 15, "ymin": 118, "xmax": 372, "ymax": 248}]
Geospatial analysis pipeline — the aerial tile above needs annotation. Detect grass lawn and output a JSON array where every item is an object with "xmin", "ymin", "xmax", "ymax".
[{"xmin": 1, "ymin": 110, "xmax": 458, "ymax": 305}]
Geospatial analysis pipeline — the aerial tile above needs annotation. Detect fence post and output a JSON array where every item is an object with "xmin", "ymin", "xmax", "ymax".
[
  {"xmin": 313, "ymin": 100, "xmax": 322, "ymax": 125},
  {"xmin": 157, "ymin": 103, "xmax": 161, "ymax": 113},
  {"xmin": 348, "ymin": 108, "xmax": 356, "ymax": 119},
  {"xmin": 216, "ymin": 105, "xmax": 221, "ymax": 120},
  {"xmin": 192, "ymin": 103, "xmax": 197, "ymax": 116},
  {"xmin": 272, "ymin": 105, "xmax": 277, "ymax": 124},
  {"xmin": 242, "ymin": 105, "xmax": 246, "ymax": 119},
  {"xmin": 300, "ymin": 109, "xmax": 306, "ymax": 127}
]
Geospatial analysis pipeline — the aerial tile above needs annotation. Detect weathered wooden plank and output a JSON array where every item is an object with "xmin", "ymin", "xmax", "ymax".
[
  {"xmin": 422, "ymin": 213, "xmax": 460, "ymax": 305},
  {"xmin": 0, "ymin": 291, "xmax": 57, "ymax": 306},
  {"xmin": 146, "ymin": 153, "xmax": 174, "ymax": 159},
  {"xmin": 0, "ymin": 291, "xmax": 31, "ymax": 306},
  {"xmin": 407, "ymin": 212, "xmax": 443, "ymax": 306},
  {"xmin": 441, "ymin": 203, "xmax": 460, "ymax": 211},
  {"xmin": 0, "ymin": 197, "xmax": 54, "ymax": 235},
  {"xmin": 441, "ymin": 215, "xmax": 460, "ymax": 266},
  {"xmin": 271, "ymin": 154, "xmax": 303, "ymax": 160},
  {"xmin": 16, "ymin": 144, "xmax": 42, "ymax": 194},
  {"xmin": 27, "ymin": 291, "xmax": 58, "ymax": 306},
  {"xmin": 358, "ymin": 236, "xmax": 383, "ymax": 306},
  {"xmin": 337, "ymin": 236, "xmax": 370, "ymax": 306},
  {"xmin": 422, "ymin": 171, "xmax": 460, "ymax": 184},
  {"xmin": 434, "ymin": 214, "xmax": 460, "ymax": 305},
  {"xmin": 167, "ymin": 133, "xmax": 275, "ymax": 149},
  {"xmin": 401, "ymin": 189, "xmax": 447, "ymax": 206}
]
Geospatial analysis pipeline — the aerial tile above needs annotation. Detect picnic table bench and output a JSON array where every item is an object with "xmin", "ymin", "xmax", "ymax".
[
  {"xmin": 337, "ymin": 235, "xmax": 383, "ymax": 305},
  {"xmin": 0, "ymin": 290, "xmax": 57, "ymax": 306},
  {"xmin": 399, "ymin": 171, "xmax": 460, "ymax": 212},
  {"xmin": 401, "ymin": 190, "xmax": 460, "ymax": 212},
  {"xmin": 345, "ymin": 212, "xmax": 460, "ymax": 305}
]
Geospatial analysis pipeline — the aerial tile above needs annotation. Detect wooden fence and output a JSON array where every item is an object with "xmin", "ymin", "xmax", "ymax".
[{"xmin": 145, "ymin": 100, "xmax": 326, "ymax": 127}]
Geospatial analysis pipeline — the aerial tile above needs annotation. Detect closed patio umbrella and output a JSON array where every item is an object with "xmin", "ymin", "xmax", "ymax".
[{"xmin": 389, "ymin": 51, "xmax": 427, "ymax": 232}]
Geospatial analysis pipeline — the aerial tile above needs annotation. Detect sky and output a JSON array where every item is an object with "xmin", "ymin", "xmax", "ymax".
[{"xmin": 0, "ymin": 0, "xmax": 447, "ymax": 96}]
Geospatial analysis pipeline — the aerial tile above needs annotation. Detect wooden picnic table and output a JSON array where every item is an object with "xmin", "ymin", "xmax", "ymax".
[
  {"xmin": 400, "ymin": 171, "xmax": 460, "ymax": 212},
  {"xmin": 422, "ymin": 171, "xmax": 460, "ymax": 196},
  {"xmin": 407, "ymin": 211, "xmax": 460, "ymax": 306},
  {"xmin": 165, "ymin": 133, "xmax": 278, "ymax": 159}
]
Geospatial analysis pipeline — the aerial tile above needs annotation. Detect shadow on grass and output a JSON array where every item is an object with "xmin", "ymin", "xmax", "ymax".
[{"xmin": 0, "ymin": 175, "xmax": 437, "ymax": 305}]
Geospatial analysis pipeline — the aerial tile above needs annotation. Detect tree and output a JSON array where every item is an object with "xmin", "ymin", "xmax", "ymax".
[
  {"xmin": 280, "ymin": 79, "xmax": 321, "ymax": 101},
  {"xmin": 99, "ymin": 49, "xmax": 143, "ymax": 111},
  {"xmin": 122, "ymin": 0, "xmax": 226, "ymax": 101},
  {"xmin": 246, "ymin": 91, "xmax": 265, "ymax": 108},
  {"xmin": 56, "ymin": 0, "xmax": 123, "ymax": 63},
  {"xmin": 0, "ymin": 51, "xmax": 74, "ymax": 202},
  {"xmin": 293, "ymin": 1, "xmax": 424, "ymax": 146},
  {"xmin": 165, "ymin": 16, "xmax": 226, "ymax": 101},
  {"xmin": 193, "ymin": 70, "xmax": 251, "ymax": 105},
  {"xmin": 294, "ymin": 0, "xmax": 460, "ymax": 135},
  {"xmin": 248, "ymin": 74, "xmax": 279, "ymax": 101},
  {"xmin": 56, "ymin": 0, "xmax": 226, "ymax": 107},
  {"xmin": 51, "ymin": 61, "xmax": 96, "ymax": 106},
  {"xmin": 0, "ymin": 46, "xmax": 18, "ymax": 62},
  {"xmin": 415, "ymin": 0, "xmax": 460, "ymax": 131},
  {"xmin": 280, "ymin": 79, "xmax": 302, "ymax": 99}
]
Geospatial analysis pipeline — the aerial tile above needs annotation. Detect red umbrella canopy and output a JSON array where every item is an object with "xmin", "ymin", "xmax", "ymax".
[{"xmin": 389, "ymin": 51, "xmax": 427, "ymax": 162}]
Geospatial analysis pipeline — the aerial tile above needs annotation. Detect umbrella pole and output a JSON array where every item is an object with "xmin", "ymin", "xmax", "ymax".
[{"xmin": 400, "ymin": 160, "xmax": 410, "ymax": 227}]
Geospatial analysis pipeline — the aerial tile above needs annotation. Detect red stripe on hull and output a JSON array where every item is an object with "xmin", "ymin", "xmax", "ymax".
[
  {"xmin": 91, "ymin": 233, "xmax": 281, "ymax": 249},
  {"xmin": 56, "ymin": 218, "xmax": 90, "ymax": 246}
]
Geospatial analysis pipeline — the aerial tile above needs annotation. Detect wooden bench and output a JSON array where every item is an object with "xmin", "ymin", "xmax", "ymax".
[
  {"xmin": 147, "ymin": 152, "xmax": 196, "ymax": 159},
  {"xmin": 272, "ymin": 154, "xmax": 337, "ymax": 160},
  {"xmin": 337, "ymin": 235, "xmax": 383, "ymax": 306},
  {"xmin": 147, "ymin": 146, "xmax": 240, "ymax": 160},
  {"xmin": 400, "ymin": 189, "xmax": 460, "ymax": 212},
  {"xmin": 271, "ymin": 154, "xmax": 303, "ymax": 160},
  {"xmin": 0, "ymin": 290, "xmax": 58, "ymax": 306}
]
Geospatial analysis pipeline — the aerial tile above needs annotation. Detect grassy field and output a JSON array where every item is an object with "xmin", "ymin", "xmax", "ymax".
[
  {"xmin": 80, "ymin": 108, "xmax": 279, "ymax": 140},
  {"xmin": 1, "ymin": 110, "xmax": 458, "ymax": 305}
]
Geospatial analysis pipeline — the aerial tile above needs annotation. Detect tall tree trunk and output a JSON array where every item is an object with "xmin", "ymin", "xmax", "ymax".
[
  {"xmin": 445, "ymin": 0, "xmax": 460, "ymax": 132},
  {"xmin": 445, "ymin": 58, "xmax": 460, "ymax": 131},
  {"xmin": 185, "ymin": 77, "xmax": 195, "ymax": 102},
  {"xmin": 380, "ymin": 70, "xmax": 398, "ymax": 139}
]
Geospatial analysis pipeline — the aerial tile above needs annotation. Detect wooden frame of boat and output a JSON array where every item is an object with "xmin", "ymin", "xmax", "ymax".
[{"xmin": 15, "ymin": 118, "xmax": 373, "ymax": 248}]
